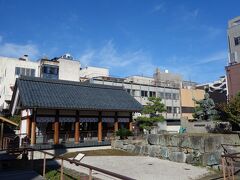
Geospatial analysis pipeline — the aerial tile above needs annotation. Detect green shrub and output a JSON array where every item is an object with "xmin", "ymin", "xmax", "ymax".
[{"xmin": 116, "ymin": 128, "xmax": 133, "ymax": 139}]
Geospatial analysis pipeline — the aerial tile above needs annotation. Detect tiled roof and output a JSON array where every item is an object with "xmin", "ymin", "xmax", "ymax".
[{"xmin": 12, "ymin": 76, "xmax": 142, "ymax": 112}]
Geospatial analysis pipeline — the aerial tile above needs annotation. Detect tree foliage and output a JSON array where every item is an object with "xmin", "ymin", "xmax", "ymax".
[
  {"xmin": 136, "ymin": 97, "xmax": 166, "ymax": 132},
  {"xmin": 219, "ymin": 92, "xmax": 240, "ymax": 124}
]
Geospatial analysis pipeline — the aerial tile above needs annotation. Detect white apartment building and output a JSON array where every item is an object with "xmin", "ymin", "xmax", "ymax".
[
  {"xmin": 0, "ymin": 55, "xmax": 39, "ymax": 111},
  {"xmin": 0, "ymin": 54, "xmax": 109, "ymax": 112},
  {"xmin": 228, "ymin": 16, "xmax": 240, "ymax": 64}
]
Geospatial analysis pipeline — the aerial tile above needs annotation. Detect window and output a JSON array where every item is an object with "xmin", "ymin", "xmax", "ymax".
[
  {"xmin": 234, "ymin": 36, "xmax": 240, "ymax": 46},
  {"xmin": 131, "ymin": 90, "xmax": 136, "ymax": 96},
  {"xmin": 31, "ymin": 69, "xmax": 35, "ymax": 77},
  {"xmin": 167, "ymin": 106, "xmax": 172, "ymax": 113},
  {"xmin": 172, "ymin": 93, "xmax": 179, "ymax": 100},
  {"xmin": 15, "ymin": 67, "xmax": 20, "ymax": 75},
  {"xmin": 15, "ymin": 67, "xmax": 36, "ymax": 77},
  {"xmin": 173, "ymin": 107, "xmax": 180, "ymax": 114},
  {"xmin": 126, "ymin": 89, "xmax": 131, "ymax": 94},
  {"xmin": 141, "ymin": 90, "xmax": 148, "ymax": 97},
  {"xmin": 149, "ymin": 91, "xmax": 156, "ymax": 97},
  {"xmin": 182, "ymin": 107, "xmax": 194, "ymax": 113},
  {"xmin": 165, "ymin": 93, "xmax": 172, "ymax": 99},
  {"xmin": 26, "ymin": 68, "xmax": 30, "ymax": 76},
  {"xmin": 159, "ymin": 92, "xmax": 165, "ymax": 99}
]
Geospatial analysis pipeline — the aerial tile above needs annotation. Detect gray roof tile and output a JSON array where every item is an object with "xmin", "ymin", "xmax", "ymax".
[{"xmin": 13, "ymin": 76, "xmax": 143, "ymax": 112}]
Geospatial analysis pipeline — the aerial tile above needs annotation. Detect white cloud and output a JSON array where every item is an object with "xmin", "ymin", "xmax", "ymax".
[
  {"xmin": 152, "ymin": 3, "xmax": 165, "ymax": 13},
  {"xmin": 78, "ymin": 40, "xmax": 156, "ymax": 76},
  {"xmin": 192, "ymin": 51, "xmax": 227, "ymax": 65},
  {"xmin": 164, "ymin": 50, "xmax": 227, "ymax": 83},
  {"xmin": 0, "ymin": 38, "xmax": 39, "ymax": 59}
]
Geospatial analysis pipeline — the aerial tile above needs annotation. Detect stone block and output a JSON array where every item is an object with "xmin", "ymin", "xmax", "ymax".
[
  {"xmin": 222, "ymin": 134, "xmax": 240, "ymax": 145},
  {"xmin": 169, "ymin": 151, "xmax": 187, "ymax": 163},
  {"xmin": 160, "ymin": 147, "xmax": 169, "ymax": 159},
  {"xmin": 148, "ymin": 134, "xmax": 159, "ymax": 145},
  {"xmin": 149, "ymin": 145, "xmax": 161, "ymax": 157},
  {"xmin": 111, "ymin": 140, "xmax": 123, "ymax": 149},
  {"xmin": 189, "ymin": 135, "xmax": 205, "ymax": 153},
  {"xmin": 186, "ymin": 151, "xmax": 202, "ymax": 165},
  {"xmin": 179, "ymin": 135, "xmax": 190, "ymax": 148},
  {"xmin": 133, "ymin": 145, "xmax": 142, "ymax": 154},
  {"xmin": 202, "ymin": 152, "xmax": 221, "ymax": 166},
  {"xmin": 125, "ymin": 144, "xmax": 135, "ymax": 152},
  {"xmin": 164, "ymin": 135, "xmax": 180, "ymax": 147},
  {"xmin": 204, "ymin": 136, "xmax": 223, "ymax": 153},
  {"xmin": 142, "ymin": 145, "xmax": 151, "ymax": 155}
]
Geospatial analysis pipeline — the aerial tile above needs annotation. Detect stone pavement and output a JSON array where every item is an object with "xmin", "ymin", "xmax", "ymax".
[{"xmin": 56, "ymin": 156, "xmax": 210, "ymax": 180}]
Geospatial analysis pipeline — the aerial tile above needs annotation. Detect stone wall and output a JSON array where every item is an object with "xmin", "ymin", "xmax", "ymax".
[{"xmin": 111, "ymin": 134, "xmax": 240, "ymax": 166}]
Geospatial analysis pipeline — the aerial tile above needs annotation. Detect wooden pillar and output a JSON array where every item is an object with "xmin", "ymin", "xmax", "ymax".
[
  {"xmin": 114, "ymin": 112, "xmax": 118, "ymax": 132},
  {"xmin": 129, "ymin": 112, "xmax": 133, "ymax": 131},
  {"xmin": 98, "ymin": 112, "xmax": 102, "ymax": 142},
  {"xmin": 54, "ymin": 110, "xmax": 59, "ymax": 145},
  {"xmin": 74, "ymin": 110, "xmax": 80, "ymax": 144},
  {"xmin": 31, "ymin": 109, "xmax": 36, "ymax": 145},
  {"xmin": 26, "ymin": 110, "xmax": 31, "ymax": 137},
  {"xmin": 0, "ymin": 122, "xmax": 4, "ymax": 149}
]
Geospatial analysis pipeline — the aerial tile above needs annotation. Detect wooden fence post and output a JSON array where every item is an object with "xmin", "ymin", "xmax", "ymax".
[
  {"xmin": 89, "ymin": 168, "xmax": 92, "ymax": 180},
  {"xmin": 60, "ymin": 159, "xmax": 64, "ymax": 180},
  {"xmin": 43, "ymin": 153, "xmax": 46, "ymax": 178}
]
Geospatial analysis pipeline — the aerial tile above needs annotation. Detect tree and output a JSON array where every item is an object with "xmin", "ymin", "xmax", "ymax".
[
  {"xmin": 193, "ymin": 93, "xmax": 218, "ymax": 121},
  {"xmin": 136, "ymin": 97, "xmax": 166, "ymax": 133},
  {"xmin": 219, "ymin": 92, "xmax": 240, "ymax": 124}
]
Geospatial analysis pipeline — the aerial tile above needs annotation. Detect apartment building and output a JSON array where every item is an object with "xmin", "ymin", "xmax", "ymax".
[
  {"xmin": 0, "ymin": 54, "xmax": 108, "ymax": 112},
  {"xmin": 226, "ymin": 16, "xmax": 240, "ymax": 99},
  {"xmin": 88, "ymin": 69, "xmax": 182, "ymax": 132},
  {"xmin": 228, "ymin": 16, "xmax": 240, "ymax": 64},
  {"xmin": 0, "ymin": 55, "xmax": 39, "ymax": 111}
]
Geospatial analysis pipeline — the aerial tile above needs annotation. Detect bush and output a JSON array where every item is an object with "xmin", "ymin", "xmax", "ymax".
[{"xmin": 116, "ymin": 128, "xmax": 133, "ymax": 139}]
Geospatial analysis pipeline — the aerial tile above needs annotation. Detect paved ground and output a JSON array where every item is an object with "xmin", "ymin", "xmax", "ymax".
[
  {"xmin": 58, "ymin": 156, "xmax": 210, "ymax": 180},
  {"xmin": 0, "ymin": 170, "xmax": 44, "ymax": 180}
]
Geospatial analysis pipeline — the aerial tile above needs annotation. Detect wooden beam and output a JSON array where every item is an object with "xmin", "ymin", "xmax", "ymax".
[
  {"xmin": 98, "ymin": 112, "xmax": 102, "ymax": 142},
  {"xmin": 54, "ymin": 110, "xmax": 59, "ymax": 145},
  {"xmin": 114, "ymin": 112, "xmax": 118, "ymax": 132},
  {"xmin": 129, "ymin": 112, "xmax": 133, "ymax": 131},
  {"xmin": 74, "ymin": 110, "xmax": 80, "ymax": 144},
  {"xmin": 31, "ymin": 109, "xmax": 36, "ymax": 145}
]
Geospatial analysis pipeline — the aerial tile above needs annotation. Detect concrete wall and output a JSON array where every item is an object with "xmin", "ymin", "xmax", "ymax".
[
  {"xmin": 58, "ymin": 58, "xmax": 80, "ymax": 81},
  {"xmin": 112, "ymin": 134, "xmax": 240, "ymax": 167}
]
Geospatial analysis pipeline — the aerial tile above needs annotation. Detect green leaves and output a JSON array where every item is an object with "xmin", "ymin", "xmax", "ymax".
[
  {"xmin": 137, "ymin": 97, "xmax": 166, "ymax": 132},
  {"xmin": 220, "ymin": 92, "xmax": 240, "ymax": 124}
]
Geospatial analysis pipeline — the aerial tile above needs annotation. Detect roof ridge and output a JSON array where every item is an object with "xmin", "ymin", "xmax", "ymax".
[{"xmin": 18, "ymin": 76, "xmax": 124, "ymax": 90}]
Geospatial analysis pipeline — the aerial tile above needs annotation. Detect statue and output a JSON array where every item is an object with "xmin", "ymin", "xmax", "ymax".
[{"xmin": 193, "ymin": 89, "xmax": 217, "ymax": 121}]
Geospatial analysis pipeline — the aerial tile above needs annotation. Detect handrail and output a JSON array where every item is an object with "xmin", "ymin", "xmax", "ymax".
[{"xmin": 21, "ymin": 147, "xmax": 135, "ymax": 180}]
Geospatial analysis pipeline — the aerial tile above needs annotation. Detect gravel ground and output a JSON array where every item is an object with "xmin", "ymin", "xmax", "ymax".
[{"xmin": 59, "ymin": 156, "xmax": 210, "ymax": 180}]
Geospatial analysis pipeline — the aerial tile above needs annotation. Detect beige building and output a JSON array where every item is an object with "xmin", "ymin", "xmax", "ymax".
[{"xmin": 180, "ymin": 88, "xmax": 205, "ymax": 120}]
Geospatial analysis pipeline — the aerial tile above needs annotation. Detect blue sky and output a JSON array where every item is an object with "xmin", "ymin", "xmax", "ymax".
[{"xmin": 0, "ymin": 0, "xmax": 239, "ymax": 83}]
